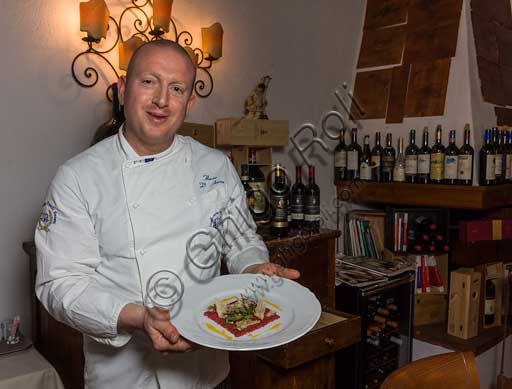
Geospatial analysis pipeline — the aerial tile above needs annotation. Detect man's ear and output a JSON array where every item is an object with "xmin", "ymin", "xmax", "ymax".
[
  {"xmin": 117, "ymin": 76, "xmax": 127, "ymax": 106},
  {"xmin": 186, "ymin": 93, "xmax": 196, "ymax": 112}
]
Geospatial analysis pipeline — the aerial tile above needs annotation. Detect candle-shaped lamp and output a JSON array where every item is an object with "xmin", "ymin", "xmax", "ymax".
[
  {"xmin": 153, "ymin": 0, "xmax": 173, "ymax": 32},
  {"xmin": 80, "ymin": 0, "xmax": 110, "ymax": 41},
  {"xmin": 119, "ymin": 36, "xmax": 145, "ymax": 71},
  {"xmin": 202, "ymin": 23, "xmax": 223, "ymax": 60}
]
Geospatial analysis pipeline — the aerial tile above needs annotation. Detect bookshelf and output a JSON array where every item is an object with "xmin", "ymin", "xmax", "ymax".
[{"xmin": 337, "ymin": 181, "xmax": 512, "ymax": 356}]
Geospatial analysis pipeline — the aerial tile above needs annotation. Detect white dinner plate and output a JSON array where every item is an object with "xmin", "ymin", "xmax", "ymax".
[{"xmin": 172, "ymin": 274, "xmax": 321, "ymax": 351}]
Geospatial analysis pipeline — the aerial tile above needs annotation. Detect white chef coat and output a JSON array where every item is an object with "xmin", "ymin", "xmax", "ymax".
[{"xmin": 35, "ymin": 129, "xmax": 269, "ymax": 389}]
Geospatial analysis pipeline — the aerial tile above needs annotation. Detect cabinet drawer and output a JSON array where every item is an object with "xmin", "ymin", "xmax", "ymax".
[
  {"xmin": 216, "ymin": 118, "xmax": 289, "ymax": 146},
  {"xmin": 178, "ymin": 122, "xmax": 215, "ymax": 148},
  {"xmin": 256, "ymin": 309, "xmax": 360, "ymax": 369}
]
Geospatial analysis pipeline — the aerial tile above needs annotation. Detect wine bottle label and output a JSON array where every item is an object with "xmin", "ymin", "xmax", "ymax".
[
  {"xmin": 485, "ymin": 299, "xmax": 496, "ymax": 315},
  {"xmin": 458, "ymin": 155, "xmax": 473, "ymax": 180},
  {"xmin": 430, "ymin": 153, "xmax": 444, "ymax": 180},
  {"xmin": 304, "ymin": 195, "xmax": 320, "ymax": 221},
  {"xmin": 486, "ymin": 155, "xmax": 496, "ymax": 180},
  {"xmin": 405, "ymin": 155, "xmax": 418, "ymax": 175},
  {"xmin": 334, "ymin": 150, "xmax": 347, "ymax": 168},
  {"xmin": 248, "ymin": 182, "xmax": 267, "ymax": 214},
  {"xmin": 347, "ymin": 150, "xmax": 359, "ymax": 170},
  {"xmin": 393, "ymin": 166, "xmax": 405, "ymax": 182},
  {"xmin": 382, "ymin": 155, "xmax": 395, "ymax": 172},
  {"xmin": 444, "ymin": 155, "xmax": 458, "ymax": 179},
  {"xmin": 495, "ymin": 154, "xmax": 503, "ymax": 175},
  {"xmin": 371, "ymin": 155, "xmax": 381, "ymax": 168},
  {"xmin": 360, "ymin": 162, "xmax": 371, "ymax": 180},
  {"xmin": 291, "ymin": 194, "xmax": 304, "ymax": 220},
  {"xmin": 270, "ymin": 193, "xmax": 288, "ymax": 221},
  {"xmin": 418, "ymin": 154, "xmax": 430, "ymax": 174},
  {"xmin": 507, "ymin": 155, "xmax": 512, "ymax": 179}
]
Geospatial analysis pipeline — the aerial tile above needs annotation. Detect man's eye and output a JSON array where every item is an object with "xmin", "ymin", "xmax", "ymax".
[
  {"xmin": 142, "ymin": 79, "xmax": 153, "ymax": 85},
  {"xmin": 171, "ymin": 86, "xmax": 184, "ymax": 94}
]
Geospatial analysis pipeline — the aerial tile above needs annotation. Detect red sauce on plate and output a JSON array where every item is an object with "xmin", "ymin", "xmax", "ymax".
[{"xmin": 204, "ymin": 309, "xmax": 280, "ymax": 337}]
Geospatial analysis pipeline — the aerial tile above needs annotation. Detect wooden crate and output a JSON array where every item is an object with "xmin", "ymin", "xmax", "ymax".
[
  {"xmin": 476, "ymin": 262, "xmax": 504, "ymax": 331},
  {"xmin": 215, "ymin": 118, "xmax": 289, "ymax": 146},
  {"xmin": 177, "ymin": 122, "xmax": 215, "ymax": 148},
  {"xmin": 414, "ymin": 293, "xmax": 448, "ymax": 326},
  {"xmin": 447, "ymin": 268, "xmax": 481, "ymax": 339}
]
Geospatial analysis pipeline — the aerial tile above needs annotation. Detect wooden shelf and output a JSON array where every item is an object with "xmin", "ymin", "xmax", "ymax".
[
  {"xmin": 337, "ymin": 182, "xmax": 512, "ymax": 210},
  {"xmin": 414, "ymin": 322, "xmax": 511, "ymax": 356}
]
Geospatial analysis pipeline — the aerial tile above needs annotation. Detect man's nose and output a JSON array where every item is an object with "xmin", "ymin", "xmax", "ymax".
[{"xmin": 153, "ymin": 86, "xmax": 168, "ymax": 107}]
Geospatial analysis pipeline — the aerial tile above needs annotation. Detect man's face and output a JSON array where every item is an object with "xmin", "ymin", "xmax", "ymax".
[{"xmin": 118, "ymin": 46, "xmax": 196, "ymax": 155}]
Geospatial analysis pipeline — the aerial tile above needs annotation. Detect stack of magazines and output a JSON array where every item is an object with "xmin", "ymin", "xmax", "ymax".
[{"xmin": 335, "ymin": 254, "xmax": 415, "ymax": 288}]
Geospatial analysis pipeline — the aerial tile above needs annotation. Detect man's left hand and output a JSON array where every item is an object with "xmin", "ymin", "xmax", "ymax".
[{"xmin": 243, "ymin": 263, "xmax": 300, "ymax": 280}]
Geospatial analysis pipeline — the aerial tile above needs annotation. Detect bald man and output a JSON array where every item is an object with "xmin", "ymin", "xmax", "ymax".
[{"xmin": 35, "ymin": 40, "xmax": 298, "ymax": 389}]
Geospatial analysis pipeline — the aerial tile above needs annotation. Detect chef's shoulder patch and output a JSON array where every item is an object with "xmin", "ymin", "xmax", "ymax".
[{"xmin": 38, "ymin": 202, "xmax": 58, "ymax": 232}]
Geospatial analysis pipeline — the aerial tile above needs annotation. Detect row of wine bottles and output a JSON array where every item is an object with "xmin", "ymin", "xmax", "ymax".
[
  {"xmin": 240, "ymin": 150, "xmax": 321, "ymax": 237},
  {"xmin": 334, "ymin": 125, "xmax": 512, "ymax": 186},
  {"xmin": 334, "ymin": 125, "xmax": 473, "ymax": 185}
]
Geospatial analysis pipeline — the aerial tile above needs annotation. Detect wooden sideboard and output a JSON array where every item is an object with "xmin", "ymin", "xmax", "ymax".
[{"xmin": 23, "ymin": 229, "xmax": 360, "ymax": 389}]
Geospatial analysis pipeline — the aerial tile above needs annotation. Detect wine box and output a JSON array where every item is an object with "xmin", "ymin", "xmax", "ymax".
[
  {"xmin": 447, "ymin": 268, "xmax": 481, "ymax": 339},
  {"xmin": 215, "ymin": 118, "xmax": 289, "ymax": 146},
  {"xmin": 476, "ymin": 262, "xmax": 504, "ymax": 332},
  {"xmin": 414, "ymin": 293, "xmax": 448, "ymax": 326}
]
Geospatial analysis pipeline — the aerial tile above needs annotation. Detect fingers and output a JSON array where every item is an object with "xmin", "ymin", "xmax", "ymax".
[
  {"xmin": 144, "ymin": 307, "xmax": 189, "ymax": 353},
  {"xmin": 249, "ymin": 263, "xmax": 300, "ymax": 280}
]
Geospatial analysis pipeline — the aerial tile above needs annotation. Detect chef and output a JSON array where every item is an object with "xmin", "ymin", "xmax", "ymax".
[{"xmin": 35, "ymin": 40, "xmax": 299, "ymax": 389}]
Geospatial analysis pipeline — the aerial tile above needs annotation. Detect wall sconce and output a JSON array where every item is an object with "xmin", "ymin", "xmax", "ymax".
[{"xmin": 72, "ymin": 0, "xmax": 223, "ymax": 99}]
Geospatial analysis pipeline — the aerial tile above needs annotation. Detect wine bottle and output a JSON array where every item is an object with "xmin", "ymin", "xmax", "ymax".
[
  {"xmin": 346, "ymin": 128, "xmax": 362, "ymax": 180},
  {"xmin": 91, "ymin": 82, "xmax": 125, "ymax": 145},
  {"xmin": 371, "ymin": 132, "xmax": 383, "ymax": 182},
  {"xmin": 405, "ymin": 129, "xmax": 419, "ymax": 183},
  {"xmin": 334, "ymin": 128, "xmax": 347, "ymax": 182},
  {"xmin": 291, "ymin": 166, "xmax": 305, "ymax": 231},
  {"xmin": 418, "ymin": 127, "xmax": 431, "ymax": 184},
  {"xmin": 360, "ymin": 135, "xmax": 372, "ymax": 181},
  {"xmin": 382, "ymin": 133, "xmax": 396, "ymax": 182},
  {"xmin": 480, "ymin": 129, "xmax": 496, "ymax": 186},
  {"xmin": 247, "ymin": 148, "xmax": 270, "ymax": 223},
  {"xmin": 430, "ymin": 125, "xmax": 445, "ymax": 184},
  {"xmin": 393, "ymin": 137, "xmax": 405, "ymax": 182},
  {"xmin": 505, "ymin": 130, "xmax": 512, "ymax": 183},
  {"xmin": 495, "ymin": 129, "xmax": 506, "ymax": 184},
  {"xmin": 270, "ymin": 164, "xmax": 290, "ymax": 238},
  {"xmin": 241, "ymin": 164, "xmax": 251, "ymax": 197},
  {"xmin": 484, "ymin": 279, "xmax": 496, "ymax": 326},
  {"xmin": 304, "ymin": 165, "xmax": 320, "ymax": 233},
  {"xmin": 444, "ymin": 130, "xmax": 459, "ymax": 185},
  {"xmin": 414, "ymin": 216, "xmax": 437, "ymax": 231},
  {"xmin": 458, "ymin": 124, "xmax": 474, "ymax": 185}
]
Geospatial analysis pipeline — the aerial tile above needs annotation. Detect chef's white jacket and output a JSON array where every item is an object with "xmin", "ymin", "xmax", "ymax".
[{"xmin": 35, "ymin": 129, "xmax": 269, "ymax": 388}]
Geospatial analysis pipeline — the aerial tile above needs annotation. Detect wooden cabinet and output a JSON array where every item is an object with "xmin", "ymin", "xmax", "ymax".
[{"xmin": 177, "ymin": 122, "xmax": 215, "ymax": 148}]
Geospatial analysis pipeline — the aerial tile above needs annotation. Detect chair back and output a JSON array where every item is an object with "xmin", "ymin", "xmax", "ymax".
[{"xmin": 381, "ymin": 350, "xmax": 479, "ymax": 389}]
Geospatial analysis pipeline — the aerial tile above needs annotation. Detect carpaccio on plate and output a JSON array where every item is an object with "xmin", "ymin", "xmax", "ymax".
[{"xmin": 204, "ymin": 295, "xmax": 280, "ymax": 337}]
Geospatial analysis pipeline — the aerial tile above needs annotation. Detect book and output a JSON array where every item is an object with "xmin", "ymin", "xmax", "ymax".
[
  {"xmin": 341, "ymin": 255, "xmax": 415, "ymax": 278},
  {"xmin": 335, "ymin": 257, "xmax": 388, "ymax": 287}
]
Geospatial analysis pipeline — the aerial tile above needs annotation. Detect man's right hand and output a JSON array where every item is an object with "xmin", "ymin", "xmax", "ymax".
[{"xmin": 118, "ymin": 303, "xmax": 195, "ymax": 353}]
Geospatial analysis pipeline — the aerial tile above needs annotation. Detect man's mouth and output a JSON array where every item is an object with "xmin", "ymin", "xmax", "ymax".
[{"xmin": 146, "ymin": 111, "xmax": 169, "ymax": 123}]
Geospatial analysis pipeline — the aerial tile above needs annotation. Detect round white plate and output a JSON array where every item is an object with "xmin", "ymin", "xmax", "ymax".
[{"xmin": 172, "ymin": 274, "xmax": 321, "ymax": 351}]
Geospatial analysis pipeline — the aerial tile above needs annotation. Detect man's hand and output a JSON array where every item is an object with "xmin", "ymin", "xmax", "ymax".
[
  {"xmin": 118, "ymin": 303, "xmax": 197, "ymax": 353},
  {"xmin": 243, "ymin": 263, "xmax": 300, "ymax": 280}
]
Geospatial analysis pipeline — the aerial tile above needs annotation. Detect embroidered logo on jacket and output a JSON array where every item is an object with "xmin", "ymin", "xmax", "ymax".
[
  {"xmin": 210, "ymin": 210, "xmax": 223, "ymax": 230},
  {"xmin": 38, "ymin": 202, "xmax": 58, "ymax": 232}
]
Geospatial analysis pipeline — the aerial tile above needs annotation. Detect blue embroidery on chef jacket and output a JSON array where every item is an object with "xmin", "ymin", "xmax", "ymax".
[
  {"xmin": 199, "ymin": 174, "xmax": 225, "ymax": 190},
  {"xmin": 210, "ymin": 210, "xmax": 223, "ymax": 230},
  {"xmin": 38, "ymin": 202, "xmax": 58, "ymax": 232}
]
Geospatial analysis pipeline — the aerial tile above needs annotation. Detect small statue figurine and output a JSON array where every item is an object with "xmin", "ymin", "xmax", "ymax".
[{"xmin": 244, "ymin": 76, "xmax": 272, "ymax": 120}]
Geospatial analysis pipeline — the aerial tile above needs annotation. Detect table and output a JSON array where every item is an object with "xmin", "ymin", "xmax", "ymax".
[{"xmin": 0, "ymin": 347, "xmax": 64, "ymax": 389}]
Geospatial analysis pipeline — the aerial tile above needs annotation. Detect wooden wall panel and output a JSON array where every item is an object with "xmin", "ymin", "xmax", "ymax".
[
  {"xmin": 351, "ymin": 69, "xmax": 393, "ymax": 120},
  {"xmin": 477, "ymin": 56, "xmax": 506, "ymax": 106},
  {"xmin": 386, "ymin": 65, "xmax": 411, "ymax": 123},
  {"xmin": 495, "ymin": 107, "xmax": 512, "ymax": 126},
  {"xmin": 403, "ymin": 22, "xmax": 460, "ymax": 64},
  {"xmin": 404, "ymin": 59, "xmax": 451, "ymax": 117},
  {"xmin": 471, "ymin": 0, "xmax": 512, "ymax": 27},
  {"xmin": 501, "ymin": 66, "xmax": 512, "ymax": 106},
  {"xmin": 363, "ymin": 0, "xmax": 408, "ymax": 29},
  {"xmin": 357, "ymin": 25, "xmax": 406, "ymax": 68},
  {"xmin": 408, "ymin": 0, "xmax": 463, "ymax": 29}
]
